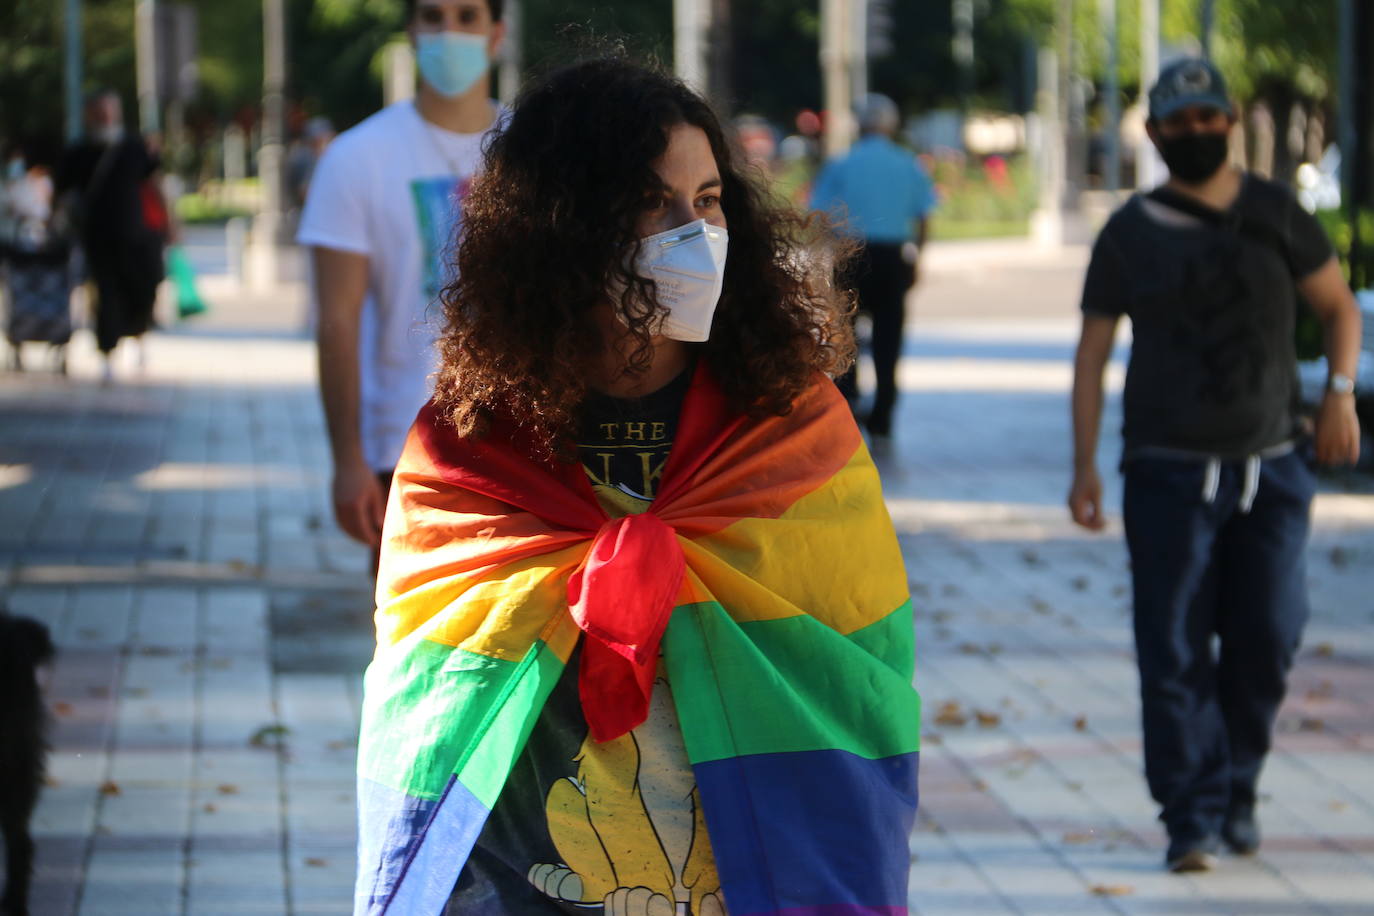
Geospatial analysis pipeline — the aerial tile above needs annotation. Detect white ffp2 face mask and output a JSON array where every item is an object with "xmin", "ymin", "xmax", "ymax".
[{"xmin": 632, "ymin": 218, "xmax": 729, "ymax": 343}]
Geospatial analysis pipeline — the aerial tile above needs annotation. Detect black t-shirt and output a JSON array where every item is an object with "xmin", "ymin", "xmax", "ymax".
[
  {"xmin": 575, "ymin": 366, "xmax": 693, "ymax": 505},
  {"xmin": 1080, "ymin": 174, "xmax": 1333, "ymax": 457},
  {"xmin": 447, "ymin": 368, "xmax": 699, "ymax": 912}
]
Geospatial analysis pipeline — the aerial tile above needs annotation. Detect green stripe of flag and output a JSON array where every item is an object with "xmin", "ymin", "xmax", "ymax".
[
  {"xmin": 664, "ymin": 600, "xmax": 920, "ymax": 765},
  {"xmin": 359, "ymin": 637, "xmax": 565, "ymax": 806}
]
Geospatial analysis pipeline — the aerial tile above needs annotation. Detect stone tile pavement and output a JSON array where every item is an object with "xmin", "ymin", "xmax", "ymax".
[{"xmin": 1, "ymin": 243, "xmax": 1372, "ymax": 915}]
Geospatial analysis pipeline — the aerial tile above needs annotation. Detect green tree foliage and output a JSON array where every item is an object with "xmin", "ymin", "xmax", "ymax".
[
  {"xmin": 1, "ymin": 0, "xmax": 138, "ymax": 159},
  {"xmin": 1162, "ymin": 0, "xmax": 1337, "ymax": 103},
  {"xmin": 289, "ymin": 0, "xmax": 404, "ymax": 129}
]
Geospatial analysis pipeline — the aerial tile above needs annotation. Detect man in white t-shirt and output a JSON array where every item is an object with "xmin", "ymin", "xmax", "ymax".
[{"xmin": 298, "ymin": 0, "xmax": 505, "ymax": 548}]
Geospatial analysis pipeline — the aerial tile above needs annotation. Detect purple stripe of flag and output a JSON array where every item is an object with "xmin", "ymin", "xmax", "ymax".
[{"xmin": 355, "ymin": 775, "xmax": 489, "ymax": 915}]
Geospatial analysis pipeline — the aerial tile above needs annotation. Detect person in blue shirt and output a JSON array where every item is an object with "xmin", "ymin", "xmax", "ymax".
[{"xmin": 810, "ymin": 93, "xmax": 936, "ymax": 442}]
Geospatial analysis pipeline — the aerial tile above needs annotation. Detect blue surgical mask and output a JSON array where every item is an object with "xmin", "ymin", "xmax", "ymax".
[{"xmin": 415, "ymin": 32, "xmax": 490, "ymax": 98}]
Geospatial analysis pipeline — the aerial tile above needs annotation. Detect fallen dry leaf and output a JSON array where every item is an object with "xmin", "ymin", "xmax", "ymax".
[
  {"xmin": 975, "ymin": 710, "xmax": 1002, "ymax": 728},
  {"xmin": 1312, "ymin": 643, "xmax": 1335, "ymax": 658},
  {"xmin": 53, "ymin": 701, "xmax": 74, "ymax": 716},
  {"xmin": 935, "ymin": 701, "xmax": 968, "ymax": 727},
  {"xmin": 217, "ymin": 784, "xmax": 239, "ymax": 795},
  {"xmin": 1063, "ymin": 832, "xmax": 1096, "ymax": 845},
  {"xmin": 305, "ymin": 857, "xmax": 328, "ymax": 868},
  {"xmin": 1090, "ymin": 885, "xmax": 1133, "ymax": 897},
  {"xmin": 1305, "ymin": 681, "xmax": 1335, "ymax": 701},
  {"xmin": 99, "ymin": 781, "xmax": 121, "ymax": 796},
  {"xmin": 249, "ymin": 723, "xmax": 291, "ymax": 748},
  {"xmin": 1074, "ymin": 716, "xmax": 1088, "ymax": 731},
  {"xmin": 203, "ymin": 803, "xmax": 217, "ymax": 814}
]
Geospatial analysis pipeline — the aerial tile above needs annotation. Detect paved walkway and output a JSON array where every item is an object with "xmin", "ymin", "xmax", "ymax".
[{"xmin": 2, "ymin": 240, "xmax": 1372, "ymax": 915}]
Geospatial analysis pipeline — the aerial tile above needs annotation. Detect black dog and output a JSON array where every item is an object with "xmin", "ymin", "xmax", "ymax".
[{"xmin": 0, "ymin": 613, "xmax": 55, "ymax": 916}]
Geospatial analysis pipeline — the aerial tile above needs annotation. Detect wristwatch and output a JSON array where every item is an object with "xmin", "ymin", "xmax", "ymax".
[{"xmin": 1328, "ymin": 373, "xmax": 1356, "ymax": 395}]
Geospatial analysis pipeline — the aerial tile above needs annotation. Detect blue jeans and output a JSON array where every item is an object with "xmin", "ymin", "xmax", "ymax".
[{"xmin": 1123, "ymin": 448, "xmax": 1315, "ymax": 840}]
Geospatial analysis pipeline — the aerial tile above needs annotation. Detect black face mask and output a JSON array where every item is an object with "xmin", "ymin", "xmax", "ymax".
[{"xmin": 1158, "ymin": 132, "xmax": 1229, "ymax": 184}]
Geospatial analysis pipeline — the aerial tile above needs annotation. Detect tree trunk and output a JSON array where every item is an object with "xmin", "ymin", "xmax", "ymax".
[
  {"xmin": 1264, "ymin": 80, "xmax": 1299, "ymax": 186},
  {"xmin": 708, "ymin": 0, "xmax": 732, "ymax": 110}
]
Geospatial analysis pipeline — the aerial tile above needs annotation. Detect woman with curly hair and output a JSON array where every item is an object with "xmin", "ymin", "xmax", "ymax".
[{"xmin": 353, "ymin": 55, "xmax": 922, "ymax": 916}]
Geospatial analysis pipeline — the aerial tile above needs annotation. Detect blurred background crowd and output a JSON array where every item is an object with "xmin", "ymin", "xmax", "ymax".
[{"xmin": 3, "ymin": 1, "xmax": 1374, "ymax": 398}]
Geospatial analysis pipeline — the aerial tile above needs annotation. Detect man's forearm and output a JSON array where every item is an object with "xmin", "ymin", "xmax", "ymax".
[
  {"xmin": 1072, "ymin": 375, "xmax": 1104, "ymax": 471},
  {"xmin": 1071, "ymin": 320, "xmax": 1117, "ymax": 472},
  {"xmin": 317, "ymin": 317, "xmax": 366, "ymax": 471},
  {"xmin": 1323, "ymin": 296, "xmax": 1363, "ymax": 381}
]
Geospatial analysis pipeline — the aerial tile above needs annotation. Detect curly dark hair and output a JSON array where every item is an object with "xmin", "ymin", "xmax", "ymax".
[{"xmin": 432, "ymin": 54, "xmax": 855, "ymax": 456}]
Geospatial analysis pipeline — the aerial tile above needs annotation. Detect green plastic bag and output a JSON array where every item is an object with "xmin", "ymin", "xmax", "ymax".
[{"xmin": 168, "ymin": 245, "xmax": 207, "ymax": 319}]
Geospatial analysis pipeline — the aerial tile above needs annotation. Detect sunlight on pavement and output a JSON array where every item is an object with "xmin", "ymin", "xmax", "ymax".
[{"xmin": 133, "ymin": 462, "xmax": 310, "ymax": 491}]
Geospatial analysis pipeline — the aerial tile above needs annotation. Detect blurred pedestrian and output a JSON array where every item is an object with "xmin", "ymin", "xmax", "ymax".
[
  {"xmin": 54, "ymin": 90, "xmax": 165, "ymax": 382},
  {"xmin": 2, "ymin": 142, "xmax": 75, "ymax": 372},
  {"xmin": 810, "ymin": 93, "xmax": 936, "ymax": 444},
  {"xmin": 297, "ymin": 0, "xmax": 506, "ymax": 553},
  {"xmin": 354, "ymin": 56, "xmax": 920, "ymax": 915},
  {"xmin": 286, "ymin": 116, "xmax": 335, "ymax": 213},
  {"xmin": 1069, "ymin": 58, "xmax": 1362, "ymax": 873}
]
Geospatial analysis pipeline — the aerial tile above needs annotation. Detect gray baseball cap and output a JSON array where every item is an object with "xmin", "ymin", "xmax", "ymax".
[
  {"xmin": 1148, "ymin": 58, "xmax": 1234, "ymax": 121},
  {"xmin": 855, "ymin": 93, "xmax": 900, "ymax": 134}
]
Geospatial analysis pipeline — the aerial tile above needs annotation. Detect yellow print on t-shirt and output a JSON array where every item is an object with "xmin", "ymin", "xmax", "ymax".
[
  {"xmin": 581, "ymin": 420, "xmax": 672, "ymax": 500},
  {"xmin": 525, "ymin": 678, "xmax": 725, "ymax": 916}
]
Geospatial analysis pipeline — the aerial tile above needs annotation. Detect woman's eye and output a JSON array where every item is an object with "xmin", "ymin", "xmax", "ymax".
[
  {"xmin": 420, "ymin": 9, "xmax": 444, "ymax": 25},
  {"xmin": 697, "ymin": 196, "xmax": 720, "ymax": 210}
]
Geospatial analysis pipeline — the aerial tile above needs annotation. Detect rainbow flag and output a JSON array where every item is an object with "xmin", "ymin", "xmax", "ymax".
[{"xmin": 356, "ymin": 366, "xmax": 921, "ymax": 915}]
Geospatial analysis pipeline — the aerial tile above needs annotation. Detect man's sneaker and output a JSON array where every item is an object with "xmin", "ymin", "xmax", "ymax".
[
  {"xmin": 1222, "ymin": 804, "xmax": 1260, "ymax": 855},
  {"xmin": 1166, "ymin": 833, "xmax": 1220, "ymax": 873}
]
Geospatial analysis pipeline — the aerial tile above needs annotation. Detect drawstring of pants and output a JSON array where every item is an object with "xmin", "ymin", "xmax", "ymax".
[{"xmin": 1201, "ymin": 454, "xmax": 1264, "ymax": 514}]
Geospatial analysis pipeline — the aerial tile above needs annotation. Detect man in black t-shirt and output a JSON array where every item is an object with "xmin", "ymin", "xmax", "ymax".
[{"xmin": 1069, "ymin": 59, "xmax": 1362, "ymax": 874}]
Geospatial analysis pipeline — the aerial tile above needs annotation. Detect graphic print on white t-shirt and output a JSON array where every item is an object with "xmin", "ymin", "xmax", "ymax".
[{"xmin": 412, "ymin": 174, "xmax": 474, "ymax": 299}]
